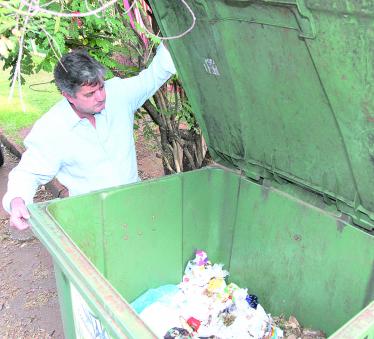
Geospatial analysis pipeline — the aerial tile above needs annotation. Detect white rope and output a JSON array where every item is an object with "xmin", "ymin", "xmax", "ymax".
[
  {"xmin": 1, "ymin": 0, "xmax": 196, "ymax": 40},
  {"xmin": 39, "ymin": 0, "xmax": 58, "ymax": 8},
  {"xmin": 1, "ymin": 0, "xmax": 136, "ymax": 18},
  {"xmin": 142, "ymin": 0, "xmax": 196, "ymax": 40},
  {"xmin": 85, "ymin": 0, "xmax": 101, "ymax": 18},
  {"xmin": 8, "ymin": 1, "xmax": 33, "ymax": 111},
  {"xmin": 17, "ymin": 56, "xmax": 26, "ymax": 112}
]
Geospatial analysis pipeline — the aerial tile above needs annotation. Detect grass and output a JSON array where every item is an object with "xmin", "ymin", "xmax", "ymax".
[{"xmin": 0, "ymin": 65, "xmax": 61, "ymax": 145}]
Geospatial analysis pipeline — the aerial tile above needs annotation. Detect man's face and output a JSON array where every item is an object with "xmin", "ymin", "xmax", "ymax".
[{"xmin": 64, "ymin": 81, "xmax": 106, "ymax": 115}]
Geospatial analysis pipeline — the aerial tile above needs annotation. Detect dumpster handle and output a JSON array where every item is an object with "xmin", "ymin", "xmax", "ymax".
[
  {"xmin": 229, "ymin": 0, "xmax": 316, "ymax": 39},
  {"xmin": 262, "ymin": 0, "xmax": 316, "ymax": 38}
]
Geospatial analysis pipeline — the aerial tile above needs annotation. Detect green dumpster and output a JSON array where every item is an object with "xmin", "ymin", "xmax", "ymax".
[{"xmin": 29, "ymin": 0, "xmax": 374, "ymax": 338}]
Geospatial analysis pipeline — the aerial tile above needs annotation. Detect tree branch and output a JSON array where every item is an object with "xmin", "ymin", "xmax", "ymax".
[
  {"xmin": 142, "ymin": 117, "xmax": 175, "ymax": 174},
  {"xmin": 183, "ymin": 145, "xmax": 196, "ymax": 170},
  {"xmin": 142, "ymin": 99, "xmax": 161, "ymax": 125}
]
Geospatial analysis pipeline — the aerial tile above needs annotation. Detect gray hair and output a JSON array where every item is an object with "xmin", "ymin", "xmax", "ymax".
[{"xmin": 54, "ymin": 49, "xmax": 106, "ymax": 97}]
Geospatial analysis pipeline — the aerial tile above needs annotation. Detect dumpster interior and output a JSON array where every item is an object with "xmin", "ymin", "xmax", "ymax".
[{"xmin": 46, "ymin": 167, "xmax": 373, "ymax": 336}]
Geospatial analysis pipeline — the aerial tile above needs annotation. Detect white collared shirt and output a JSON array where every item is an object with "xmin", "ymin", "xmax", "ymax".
[{"xmin": 3, "ymin": 43, "xmax": 176, "ymax": 212}]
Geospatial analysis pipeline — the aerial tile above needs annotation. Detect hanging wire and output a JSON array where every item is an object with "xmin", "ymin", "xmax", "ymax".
[{"xmin": 29, "ymin": 80, "xmax": 55, "ymax": 92}]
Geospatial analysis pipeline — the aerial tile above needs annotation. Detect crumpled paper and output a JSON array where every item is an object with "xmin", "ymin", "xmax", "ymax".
[{"xmin": 137, "ymin": 250, "xmax": 283, "ymax": 338}]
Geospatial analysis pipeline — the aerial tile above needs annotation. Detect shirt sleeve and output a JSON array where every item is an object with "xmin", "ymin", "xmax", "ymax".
[
  {"xmin": 2, "ymin": 122, "xmax": 62, "ymax": 213},
  {"xmin": 125, "ymin": 42, "xmax": 177, "ymax": 112}
]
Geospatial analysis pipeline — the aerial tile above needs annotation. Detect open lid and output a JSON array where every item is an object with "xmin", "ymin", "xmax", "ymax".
[{"xmin": 150, "ymin": 0, "xmax": 374, "ymax": 230}]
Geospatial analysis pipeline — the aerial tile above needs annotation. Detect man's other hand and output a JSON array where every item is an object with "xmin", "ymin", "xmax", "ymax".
[{"xmin": 10, "ymin": 197, "xmax": 31, "ymax": 230}]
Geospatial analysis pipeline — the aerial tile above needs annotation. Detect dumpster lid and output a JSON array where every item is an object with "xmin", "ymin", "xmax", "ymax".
[{"xmin": 150, "ymin": 0, "xmax": 374, "ymax": 229}]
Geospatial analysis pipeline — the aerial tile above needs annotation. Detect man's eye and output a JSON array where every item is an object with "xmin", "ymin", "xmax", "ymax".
[{"xmin": 86, "ymin": 93, "xmax": 93, "ymax": 97}]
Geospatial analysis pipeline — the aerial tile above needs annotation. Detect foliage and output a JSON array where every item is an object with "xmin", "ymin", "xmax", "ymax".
[
  {"xmin": 0, "ymin": 0, "xmax": 139, "ymax": 81},
  {"xmin": 0, "ymin": 0, "xmax": 209, "ymax": 173}
]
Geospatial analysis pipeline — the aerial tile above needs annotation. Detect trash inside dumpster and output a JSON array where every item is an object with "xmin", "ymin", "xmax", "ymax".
[
  {"xmin": 133, "ymin": 250, "xmax": 285, "ymax": 338},
  {"xmin": 131, "ymin": 250, "xmax": 326, "ymax": 338},
  {"xmin": 29, "ymin": 0, "xmax": 374, "ymax": 338}
]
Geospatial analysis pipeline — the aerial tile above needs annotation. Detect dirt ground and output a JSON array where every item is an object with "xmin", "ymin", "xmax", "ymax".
[
  {"xmin": 0, "ymin": 148, "xmax": 61, "ymax": 338},
  {"xmin": 0, "ymin": 128, "xmax": 163, "ymax": 338}
]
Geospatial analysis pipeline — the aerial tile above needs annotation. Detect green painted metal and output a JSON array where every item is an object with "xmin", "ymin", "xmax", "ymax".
[
  {"xmin": 30, "ymin": 200, "xmax": 158, "ymax": 339},
  {"xmin": 149, "ymin": 0, "xmax": 374, "ymax": 230},
  {"xmin": 53, "ymin": 264, "xmax": 76, "ymax": 339},
  {"xmin": 29, "ymin": 168, "xmax": 374, "ymax": 337},
  {"xmin": 330, "ymin": 301, "xmax": 374, "ymax": 339}
]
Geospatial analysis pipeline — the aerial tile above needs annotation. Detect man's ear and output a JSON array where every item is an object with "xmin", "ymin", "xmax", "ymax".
[{"xmin": 62, "ymin": 91, "xmax": 73, "ymax": 102}]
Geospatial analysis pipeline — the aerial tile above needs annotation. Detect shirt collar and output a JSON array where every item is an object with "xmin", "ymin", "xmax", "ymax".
[
  {"xmin": 62, "ymin": 98, "xmax": 106, "ymax": 128},
  {"xmin": 62, "ymin": 98, "xmax": 81, "ymax": 128}
]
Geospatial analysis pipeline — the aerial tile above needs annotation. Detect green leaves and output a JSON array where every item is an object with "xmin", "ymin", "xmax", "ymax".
[{"xmin": 92, "ymin": 38, "xmax": 111, "ymax": 53}]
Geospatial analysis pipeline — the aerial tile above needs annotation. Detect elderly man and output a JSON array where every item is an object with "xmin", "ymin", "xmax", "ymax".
[{"xmin": 3, "ymin": 43, "xmax": 176, "ymax": 230}]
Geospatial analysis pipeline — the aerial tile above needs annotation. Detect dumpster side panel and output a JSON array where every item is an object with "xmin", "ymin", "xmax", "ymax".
[
  {"xmin": 181, "ymin": 168, "xmax": 241, "ymax": 269},
  {"xmin": 100, "ymin": 177, "xmax": 183, "ymax": 302},
  {"xmin": 31, "ymin": 200, "xmax": 158, "ymax": 338},
  {"xmin": 96, "ymin": 168, "xmax": 242, "ymax": 301},
  {"xmin": 330, "ymin": 301, "xmax": 374, "ymax": 339},
  {"xmin": 47, "ymin": 194, "xmax": 106, "ymax": 273},
  {"xmin": 230, "ymin": 177, "xmax": 374, "ymax": 335},
  {"xmin": 54, "ymin": 264, "xmax": 76, "ymax": 339}
]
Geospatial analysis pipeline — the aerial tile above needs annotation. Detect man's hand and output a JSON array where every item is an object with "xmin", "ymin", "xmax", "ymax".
[{"xmin": 10, "ymin": 197, "xmax": 31, "ymax": 230}]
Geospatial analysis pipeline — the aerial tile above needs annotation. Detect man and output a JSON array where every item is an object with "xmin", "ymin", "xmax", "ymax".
[{"xmin": 3, "ymin": 43, "xmax": 176, "ymax": 230}]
